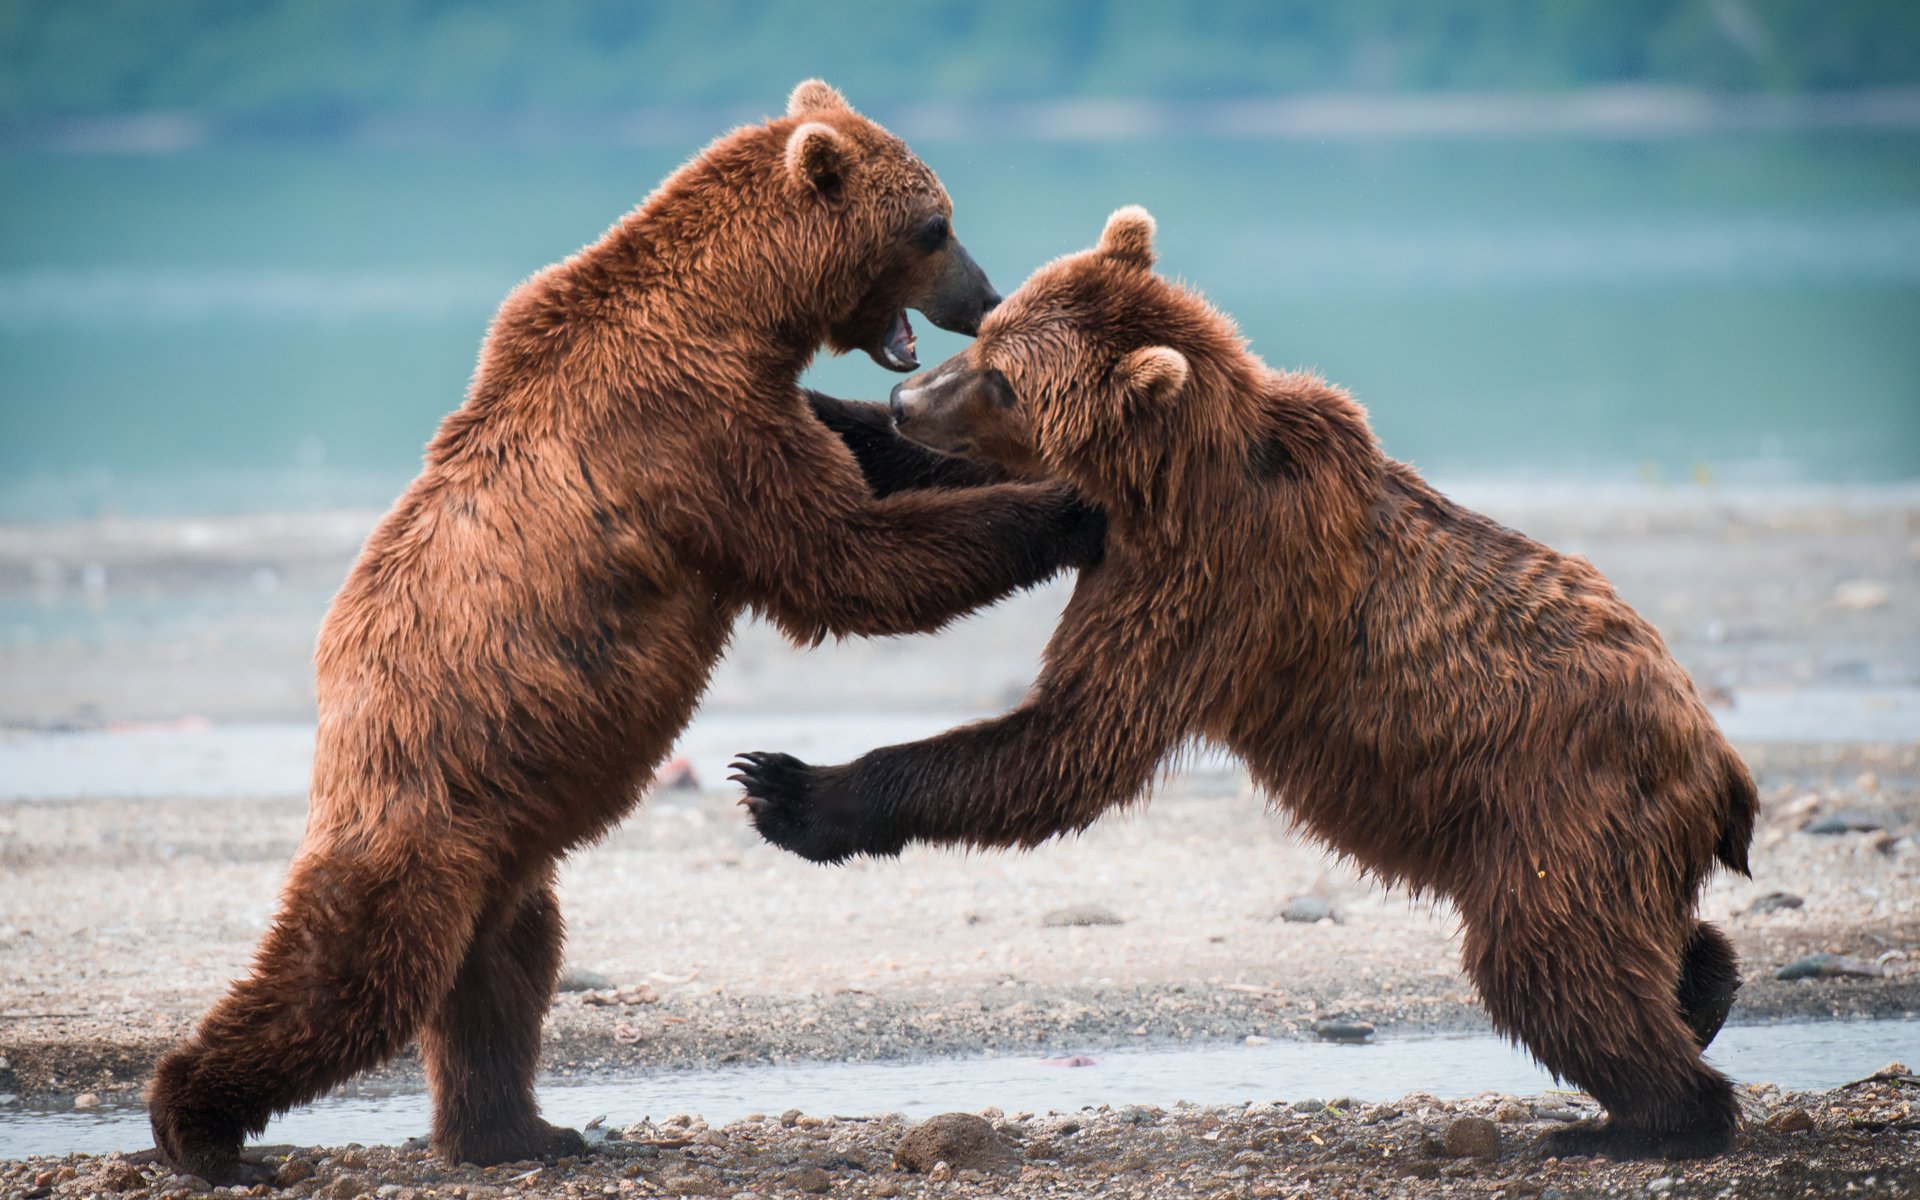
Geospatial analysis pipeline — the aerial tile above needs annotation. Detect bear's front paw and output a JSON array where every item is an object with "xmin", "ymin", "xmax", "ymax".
[{"xmin": 730, "ymin": 751, "xmax": 895, "ymax": 864}]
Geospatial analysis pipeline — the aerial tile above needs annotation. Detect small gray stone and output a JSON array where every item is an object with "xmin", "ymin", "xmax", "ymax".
[
  {"xmin": 785, "ymin": 1166, "xmax": 834, "ymax": 1193},
  {"xmin": 894, "ymin": 1112, "xmax": 1015, "ymax": 1172},
  {"xmin": 1444, "ymin": 1115, "xmax": 1501, "ymax": 1159},
  {"xmin": 1775, "ymin": 953, "xmax": 1879, "ymax": 980},
  {"xmin": 1291, "ymin": 1099, "xmax": 1325, "ymax": 1113},
  {"xmin": 1278, "ymin": 896, "xmax": 1334, "ymax": 924},
  {"xmin": 1745, "ymin": 891, "xmax": 1804, "ymax": 915},
  {"xmin": 556, "ymin": 967, "xmax": 613, "ymax": 993},
  {"xmin": 1803, "ymin": 811, "xmax": 1885, "ymax": 835},
  {"xmin": 1039, "ymin": 904, "xmax": 1124, "ymax": 928},
  {"xmin": 1311, "ymin": 1019, "xmax": 1375, "ymax": 1043}
]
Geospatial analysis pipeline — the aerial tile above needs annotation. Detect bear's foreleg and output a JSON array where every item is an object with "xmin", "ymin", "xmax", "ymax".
[
  {"xmin": 746, "ymin": 480, "xmax": 1104, "ymax": 642},
  {"xmin": 418, "ymin": 868, "xmax": 586, "ymax": 1166},
  {"xmin": 737, "ymin": 625, "xmax": 1184, "ymax": 859},
  {"xmin": 805, "ymin": 391, "xmax": 1006, "ymax": 495}
]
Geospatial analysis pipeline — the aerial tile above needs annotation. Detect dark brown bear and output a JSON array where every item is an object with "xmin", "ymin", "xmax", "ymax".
[
  {"xmin": 737, "ymin": 206, "xmax": 1757, "ymax": 1160},
  {"xmin": 146, "ymin": 81, "xmax": 1100, "ymax": 1185}
]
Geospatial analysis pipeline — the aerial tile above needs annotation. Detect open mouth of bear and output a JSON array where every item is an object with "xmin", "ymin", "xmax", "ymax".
[{"xmin": 871, "ymin": 309, "xmax": 919, "ymax": 373}]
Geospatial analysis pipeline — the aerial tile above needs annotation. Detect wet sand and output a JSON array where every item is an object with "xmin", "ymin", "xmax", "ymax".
[{"xmin": 1, "ymin": 485, "xmax": 1917, "ymax": 1194}]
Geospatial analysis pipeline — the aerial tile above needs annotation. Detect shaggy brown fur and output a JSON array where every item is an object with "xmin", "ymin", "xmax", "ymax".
[
  {"xmin": 146, "ymin": 82, "xmax": 1100, "ymax": 1185},
  {"xmin": 738, "ymin": 207, "xmax": 1758, "ymax": 1160}
]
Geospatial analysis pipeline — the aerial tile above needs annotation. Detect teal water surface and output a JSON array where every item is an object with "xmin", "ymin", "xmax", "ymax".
[{"xmin": 3, "ymin": 130, "xmax": 1917, "ymax": 517}]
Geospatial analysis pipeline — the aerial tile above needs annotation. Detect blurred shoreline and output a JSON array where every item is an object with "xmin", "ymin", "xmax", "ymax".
[
  {"xmin": 10, "ymin": 86, "xmax": 1920, "ymax": 154},
  {"xmin": 2, "ymin": 481, "xmax": 1915, "ymax": 728}
]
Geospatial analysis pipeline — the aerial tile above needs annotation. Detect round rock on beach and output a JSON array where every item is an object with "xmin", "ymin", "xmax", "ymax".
[
  {"xmin": 893, "ymin": 1112, "xmax": 1017, "ymax": 1173},
  {"xmin": 1444, "ymin": 1115, "xmax": 1502, "ymax": 1159}
]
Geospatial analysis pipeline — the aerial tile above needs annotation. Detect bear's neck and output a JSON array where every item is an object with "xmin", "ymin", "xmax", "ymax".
[
  {"xmin": 579, "ymin": 140, "xmax": 833, "ymax": 384},
  {"xmin": 1068, "ymin": 357, "xmax": 1382, "ymax": 541}
]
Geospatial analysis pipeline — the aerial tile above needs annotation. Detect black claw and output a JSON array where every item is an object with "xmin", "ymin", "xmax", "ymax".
[{"xmin": 729, "ymin": 749, "xmax": 899, "ymax": 864}]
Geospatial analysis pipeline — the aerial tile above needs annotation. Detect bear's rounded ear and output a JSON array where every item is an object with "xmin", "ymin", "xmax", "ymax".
[
  {"xmin": 787, "ymin": 79, "xmax": 852, "ymax": 118},
  {"xmin": 1118, "ymin": 345, "xmax": 1189, "ymax": 404},
  {"xmin": 785, "ymin": 120, "xmax": 849, "ymax": 203},
  {"xmin": 1098, "ymin": 205, "xmax": 1157, "ymax": 270}
]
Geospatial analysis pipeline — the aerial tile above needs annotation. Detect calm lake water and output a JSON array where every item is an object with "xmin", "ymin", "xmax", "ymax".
[{"xmin": 2, "ymin": 130, "xmax": 1917, "ymax": 518}]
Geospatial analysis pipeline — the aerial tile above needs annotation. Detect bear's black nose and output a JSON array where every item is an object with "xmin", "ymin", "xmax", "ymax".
[
  {"xmin": 980, "ymin": 290, "xmax": 1002, "ymax": 317},
  {"xmin": 888, "ymin": 381, "xmax": 909, "ymax": 426}
]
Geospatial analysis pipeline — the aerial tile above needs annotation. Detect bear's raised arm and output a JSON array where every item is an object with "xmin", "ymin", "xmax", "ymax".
[
  {"xmin": 806, "ymin": 390, "xmax": 1008, "ymax": 495},
  {"xmin": 733, "ymin": 575, "xmax": 1185, "ymax": 860}
]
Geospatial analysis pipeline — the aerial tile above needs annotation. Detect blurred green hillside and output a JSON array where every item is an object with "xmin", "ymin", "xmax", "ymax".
[{"xmin": 3, "ymin": 0, "xmax": 1917, "ymax": 126}]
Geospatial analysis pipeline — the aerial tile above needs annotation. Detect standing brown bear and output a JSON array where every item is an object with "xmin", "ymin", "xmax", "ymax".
[
  {"xmin": 147, "ymin": 81, "xmax": 1101, "ymax": 1185},
  {"xmin": 737, "ymin": 207, "xmax": 1758, "ymax": 1159}
]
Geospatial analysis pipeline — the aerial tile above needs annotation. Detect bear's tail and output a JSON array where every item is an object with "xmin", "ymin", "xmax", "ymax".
[{"xmin": 1714, "ymin": 754, "xmax": 1758, "ymax": 877}]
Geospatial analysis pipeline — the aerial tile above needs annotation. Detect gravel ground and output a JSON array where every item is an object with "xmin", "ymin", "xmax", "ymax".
[
  {"xmin": 1, "ymin": 744, "xmax": 1916, "ymax": 1102},
  {"xmin": 4, "ymin": 1072, "xmax": 1917, "ymax": 1199},
  {"xmin": 1, "ymin": 487, "xmax": 1917, "ymax": 1195}
]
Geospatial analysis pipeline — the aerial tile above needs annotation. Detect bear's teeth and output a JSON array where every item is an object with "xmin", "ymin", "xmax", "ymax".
[{"xmin": 881, "ymin": 310, "xmax": 919, "ymax": 370}]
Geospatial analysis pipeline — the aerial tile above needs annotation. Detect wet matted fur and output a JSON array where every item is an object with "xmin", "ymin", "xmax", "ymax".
[
  {"xmin": 145, "ymin": 82, "xmax": 1099, "ymax": 1185},
  {"xmin": 739, "ymin": 207, "xmax": 1757, "ymax": 1160}
]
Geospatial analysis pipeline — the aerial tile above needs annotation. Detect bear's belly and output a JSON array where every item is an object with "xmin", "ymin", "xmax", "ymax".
[{"xmin": 308, "ymin": 575, "xmax": 737, "ymax": 854}]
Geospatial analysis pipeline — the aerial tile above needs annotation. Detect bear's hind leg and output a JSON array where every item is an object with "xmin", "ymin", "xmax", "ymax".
[
  {"xmin": 1462, "ymin": 903, "xmax": 1738, "ymax": 1160},
  {"xmin": 1675, "ymin": 920, "xmax": 1740, "ymax": 1050},
  {"xmin": 419, "ymin": 869, "xmax": 586, "ymax": 1166},
  {"xmin": 147, "ymin": 845, "xmax": 483, "ymax": 1184}
]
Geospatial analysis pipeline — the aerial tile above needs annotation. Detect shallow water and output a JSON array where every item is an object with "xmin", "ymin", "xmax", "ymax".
[
  {"xmin": 2, "ymin": 1019, "xmax": 1913, "ymax": 1160},
  {"xmin": 1, "ymin": 686, "xmax": 1915, "ymax": 804}
]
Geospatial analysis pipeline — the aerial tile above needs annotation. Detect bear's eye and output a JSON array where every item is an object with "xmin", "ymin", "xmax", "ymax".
[
  {"xmin": 915, "ymin": 215, "xmax": 951, "ymax": 253},
  {"xmin": 984, "ymin": 369, "xmax": 1019, "ymax": 410}
]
